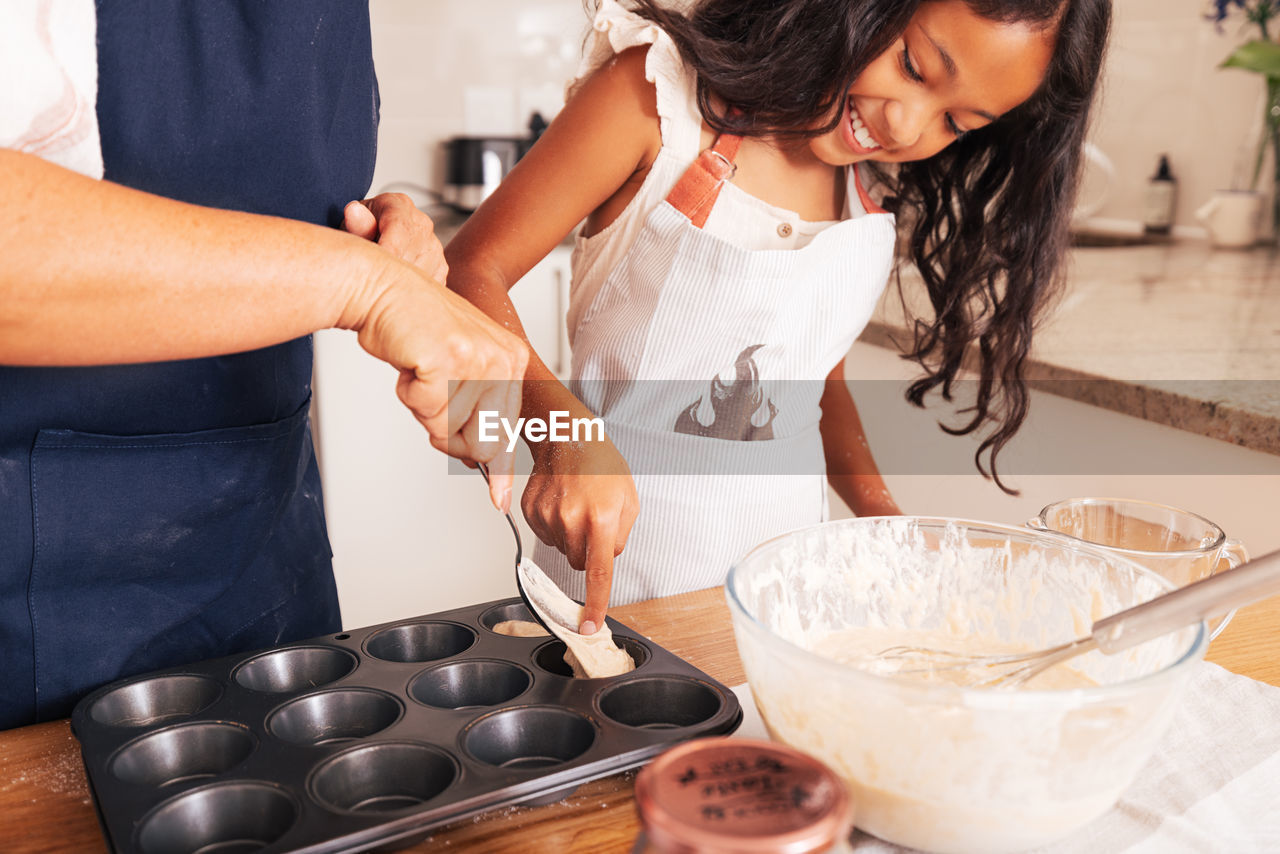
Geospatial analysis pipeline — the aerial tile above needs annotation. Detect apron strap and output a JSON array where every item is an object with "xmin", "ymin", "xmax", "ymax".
[
  {"xmin": 667, "ymin": 134, "xmax": 887, "ymax": 225},
  {"xmin": 665, "ymin": 132, "xmax": 743, "ymax": 229},
  {"xmin": 853, "ymin": 163, "xmax": 887, "ymax": 215}
]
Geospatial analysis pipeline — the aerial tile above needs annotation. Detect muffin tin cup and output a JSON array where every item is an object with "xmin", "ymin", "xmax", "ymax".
[
  {"xmin": 268, "ymin": 689, "xmax": 403, "ymax": 746},
  {"xmin": 72, "ymin": 598, "xmax": 741, "ymax": 853},
  {"xmin": 111, "ymin": 722, "xmax": 257, "ymax": 787},
  {"xmin": 309, "ymin": 742, "xmax": 460, "ymax": 815},
  {"xmin": 135, "ymin": 781, "xmax": 299, "ymax": 854},
  {"xmin": 90, "ymin": 675, "xmax": 223, "ymax": 728},
  {"xmin": 532, "ymin": 637, "xmax": 650, "ymax": 677},
  {"xmin": 409, "ymin": 659, "xmax": 532, "ymax": 710},
  {"xmin": 233, "ymin": 646, "xmax": 359, "ymax": 694}
]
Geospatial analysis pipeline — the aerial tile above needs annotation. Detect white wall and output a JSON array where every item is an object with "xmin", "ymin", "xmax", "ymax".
[{"xmin": 367, "ymin": 0, "xmax": 586, "ymax": 204}]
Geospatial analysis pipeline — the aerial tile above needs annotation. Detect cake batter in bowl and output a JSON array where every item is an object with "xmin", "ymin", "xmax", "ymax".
[{"xmin": 725, "ymin": 517, "xmax": 1207, "ymax": 854}]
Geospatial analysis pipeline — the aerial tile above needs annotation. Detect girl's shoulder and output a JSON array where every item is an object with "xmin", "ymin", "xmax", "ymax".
[
  {"xmin": 567, "ymin": 0, "xmax": 703, "ymax": 159},
  {"xmin": 586, "ymin": 45, "xmax": 659, "ymax": 111},
  {"xmin": 563, "ymin": 45, "xmax": 664, "ymax": 171}
]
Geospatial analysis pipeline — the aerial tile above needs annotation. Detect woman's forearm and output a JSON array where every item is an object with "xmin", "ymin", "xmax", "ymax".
[{"xmin": 0, "ymin": 149, "xmax": 387, "ymax": 365}]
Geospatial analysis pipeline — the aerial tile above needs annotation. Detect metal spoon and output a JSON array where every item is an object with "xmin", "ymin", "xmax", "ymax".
[{"xmin": 476, "ymin": 463, "xmax": 572, "ymax": 633}]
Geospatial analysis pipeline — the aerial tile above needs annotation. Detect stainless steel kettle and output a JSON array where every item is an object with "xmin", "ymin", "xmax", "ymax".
[{"xmin": 442, "ymin": 112, "xmax": 548, "ymax": 213}]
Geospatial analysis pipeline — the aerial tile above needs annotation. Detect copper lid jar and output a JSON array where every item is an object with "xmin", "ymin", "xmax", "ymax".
[{"xmin": 634, "ymin": 737, "xmax": 853, "ymax": 854}]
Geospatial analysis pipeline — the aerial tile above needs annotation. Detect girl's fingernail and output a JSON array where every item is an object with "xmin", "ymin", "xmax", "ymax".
[
  {"xmin": 579, "ymin": 620, "xmax": 598, "ymax": 636},
  {"xmin": 500, "ymin": 487, "xmax": 512, "ymax": 512}
]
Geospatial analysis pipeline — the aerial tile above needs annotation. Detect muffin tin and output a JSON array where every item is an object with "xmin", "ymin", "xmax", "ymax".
[{"xmin": 70, "ymin": 598, "xmax": 742, "ymax": 854}]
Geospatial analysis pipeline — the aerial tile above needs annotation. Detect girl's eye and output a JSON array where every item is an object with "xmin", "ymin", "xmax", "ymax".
[
  {"xmin": 900, "ymin": 45, "xmax": 923, "ymax": 82},
  {"xmin": 946, "ymin": 115, "xmax": 967, "ymax": 138}
]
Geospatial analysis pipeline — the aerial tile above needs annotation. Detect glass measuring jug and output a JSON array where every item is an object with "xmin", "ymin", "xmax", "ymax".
[{"xmin": 1027, "ymin": 497, "xmax": 1248, "ymax": 638}]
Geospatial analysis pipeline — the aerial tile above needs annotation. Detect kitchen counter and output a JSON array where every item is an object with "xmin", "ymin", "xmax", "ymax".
[
  {"xmin": 1, "ymin": 588, "xmax": 1277, "ymax": 853},
  {"xmin": 861, "ymin": 242, "xmax": 1280, "ymax": 455}
]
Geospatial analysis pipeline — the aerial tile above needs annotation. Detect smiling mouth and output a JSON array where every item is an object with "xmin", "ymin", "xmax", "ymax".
[{"xmin": 847, "ymin": 98, "xmax": 882, "ymax": 152}]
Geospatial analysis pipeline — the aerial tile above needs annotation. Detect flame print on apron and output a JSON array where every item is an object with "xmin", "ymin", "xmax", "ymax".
[{"xmin": 675, "ymin": 344, "xmax": 778, "ymax": 441}]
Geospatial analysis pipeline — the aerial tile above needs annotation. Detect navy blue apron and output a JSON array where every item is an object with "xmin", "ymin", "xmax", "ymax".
[{"xmin": 0, "ymin": 2, "xmax": 378, "ymax": 728}]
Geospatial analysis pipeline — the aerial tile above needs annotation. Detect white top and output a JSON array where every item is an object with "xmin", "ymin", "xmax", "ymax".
[
  {"xmin": 0, "ymin": 0, "xmax": 103, "ymax": 178},
  {"xmin": 564, "ymin": 0, "xmax": 875, "ymax": 340}
]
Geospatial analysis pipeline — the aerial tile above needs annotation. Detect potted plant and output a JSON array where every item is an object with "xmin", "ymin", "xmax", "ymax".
[{"xmin": 1211, "ymin": 1, "xmax": 1280, "ymax": 241}]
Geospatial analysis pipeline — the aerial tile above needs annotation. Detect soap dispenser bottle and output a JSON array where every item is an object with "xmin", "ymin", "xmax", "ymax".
[{"xmin": 1143, "ymin": 154, "xmax": 1177, "ymax": 235}]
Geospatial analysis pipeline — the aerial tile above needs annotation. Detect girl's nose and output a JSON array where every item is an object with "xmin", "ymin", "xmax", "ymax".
[{"xmin": 883, "ymin": 99, "xmax": 927, "ymax": 148}]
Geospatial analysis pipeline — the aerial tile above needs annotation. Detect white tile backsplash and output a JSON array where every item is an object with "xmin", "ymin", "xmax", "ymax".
[
  {"xmin": 368, "ymin": 0, "xmax": 587, "ymax": 200},
  {"xmin": 369, "ymin": 0, "xmax": 1272, "ymax": 228}
]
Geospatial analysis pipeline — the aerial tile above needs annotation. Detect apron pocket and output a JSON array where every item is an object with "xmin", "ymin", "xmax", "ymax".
[{"xmin": 29, "ymin": 402, "xmax": 315, "ymax": 719}]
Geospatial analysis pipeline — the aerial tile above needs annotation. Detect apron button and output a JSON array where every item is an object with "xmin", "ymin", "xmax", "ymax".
[{"xmin": 777, "ymin": 222, "xmax": 793, "ymax": 238}]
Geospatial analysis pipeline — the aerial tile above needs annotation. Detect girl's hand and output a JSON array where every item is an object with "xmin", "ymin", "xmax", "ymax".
[{"xmin": 521, "ymin": 437, "xmax": 639, "ymax": 634}]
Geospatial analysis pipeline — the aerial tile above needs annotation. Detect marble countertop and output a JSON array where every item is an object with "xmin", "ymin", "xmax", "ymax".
[{"xmin": 862, "ymin": 241, "xmax": 1280, "ymax": 455}]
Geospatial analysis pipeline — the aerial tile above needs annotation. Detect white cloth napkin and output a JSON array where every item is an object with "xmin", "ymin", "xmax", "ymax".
[
  {"xmin": 731, "ymin": 662, "xmax": 1280, "ymax": 853},
  {"xmin": 1, "ymin": 0, "xmax": 102, "ymax": 178}
]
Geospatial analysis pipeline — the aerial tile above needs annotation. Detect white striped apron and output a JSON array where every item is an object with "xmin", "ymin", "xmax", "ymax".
[{"xmin": 536, "ymin": 133, "xmax": 897, "ymax": 604}]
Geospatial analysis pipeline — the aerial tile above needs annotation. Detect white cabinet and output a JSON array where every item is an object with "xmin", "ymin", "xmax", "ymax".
[
  {"xmin": 312, "ymin": 245, "xmax": 572, "ymax": 629},
  {"xmin": 510, "ymin": 245, "xmax": 573, "ymax": 376}
]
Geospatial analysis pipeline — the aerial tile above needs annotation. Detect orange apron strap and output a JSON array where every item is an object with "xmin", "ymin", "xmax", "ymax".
[
  {"xmin": 853, "ymin": 163, "xmax": 887, "ymax": 215},
  {"xmin": 665, "ymin": 133, "xmax": 743, "ymax": 229}
]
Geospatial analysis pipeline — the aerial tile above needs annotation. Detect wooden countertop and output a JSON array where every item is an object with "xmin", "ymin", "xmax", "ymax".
[
  {"xmin": 863, "ymin": 242, "xmax": 1280, "ymax": 456},
  {"xmin": 1, "ymin": 587, "xmax": 1276, "ymax": 853}
]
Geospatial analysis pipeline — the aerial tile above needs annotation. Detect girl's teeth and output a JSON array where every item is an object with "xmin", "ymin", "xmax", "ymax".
[{"xmin": 848, "ymin": 105, "xmax": 881, "ymax": 150}]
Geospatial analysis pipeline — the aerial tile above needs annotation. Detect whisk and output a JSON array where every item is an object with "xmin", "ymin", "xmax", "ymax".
[{"xmin": 873, "ymin": 546, "xmax": 1280, "ymax": 689}]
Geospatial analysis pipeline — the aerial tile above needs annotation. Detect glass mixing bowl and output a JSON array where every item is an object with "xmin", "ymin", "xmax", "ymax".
[{"xmin": 726, "ymin": 517, "xmax": 1208, "ymax": 854}]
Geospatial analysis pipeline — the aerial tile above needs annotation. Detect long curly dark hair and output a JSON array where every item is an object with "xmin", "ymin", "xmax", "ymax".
[{"xmin": 621, "ymin": 0, "xmax": 1112, "ymax": 491}]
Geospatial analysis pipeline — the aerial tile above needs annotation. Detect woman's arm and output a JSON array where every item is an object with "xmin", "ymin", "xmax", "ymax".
[
  {"xmin": 444, "ymin": 47, "xmax": 663, "ymax": 631},
  {"xmin": 820, "ymin": 359, "xmax": 903, "ymax": 517},
  {"xmin": 2, "ymin": 147, "xmax": 380, "ymax": 364},
  {"xmin": 0, "ymin": 149, "xmax": 528, "ymax": 510}
]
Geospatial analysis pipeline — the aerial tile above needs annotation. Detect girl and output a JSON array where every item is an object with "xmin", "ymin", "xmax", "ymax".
[{"xmin": 446, "ymin": 0, "xmax": 1111, "ymax": 630}]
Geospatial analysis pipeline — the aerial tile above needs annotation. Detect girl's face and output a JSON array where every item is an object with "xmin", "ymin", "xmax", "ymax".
[{"xmin": 810, "ymin": 0, "xmax": 1057, "ymax": 166}]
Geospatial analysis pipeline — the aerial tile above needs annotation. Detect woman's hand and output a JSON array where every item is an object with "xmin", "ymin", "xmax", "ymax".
[
  {"xmin": 522, "ymin": 437, "xmax": 639, "ymax": 635},
  {"xmin": 350, "ymin": 268, "xmax": 528, "ymax": 511},
  {"xmin": 342, "ymin": 195, "xmax": 449, "ymax": 284},
  {"xmin": 340, "ymin": 204, "xmax": 524, "ymax": 514},
  {"xmin": 339, "ymin": 194, "xmax": 528, "ymax": 512}
]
